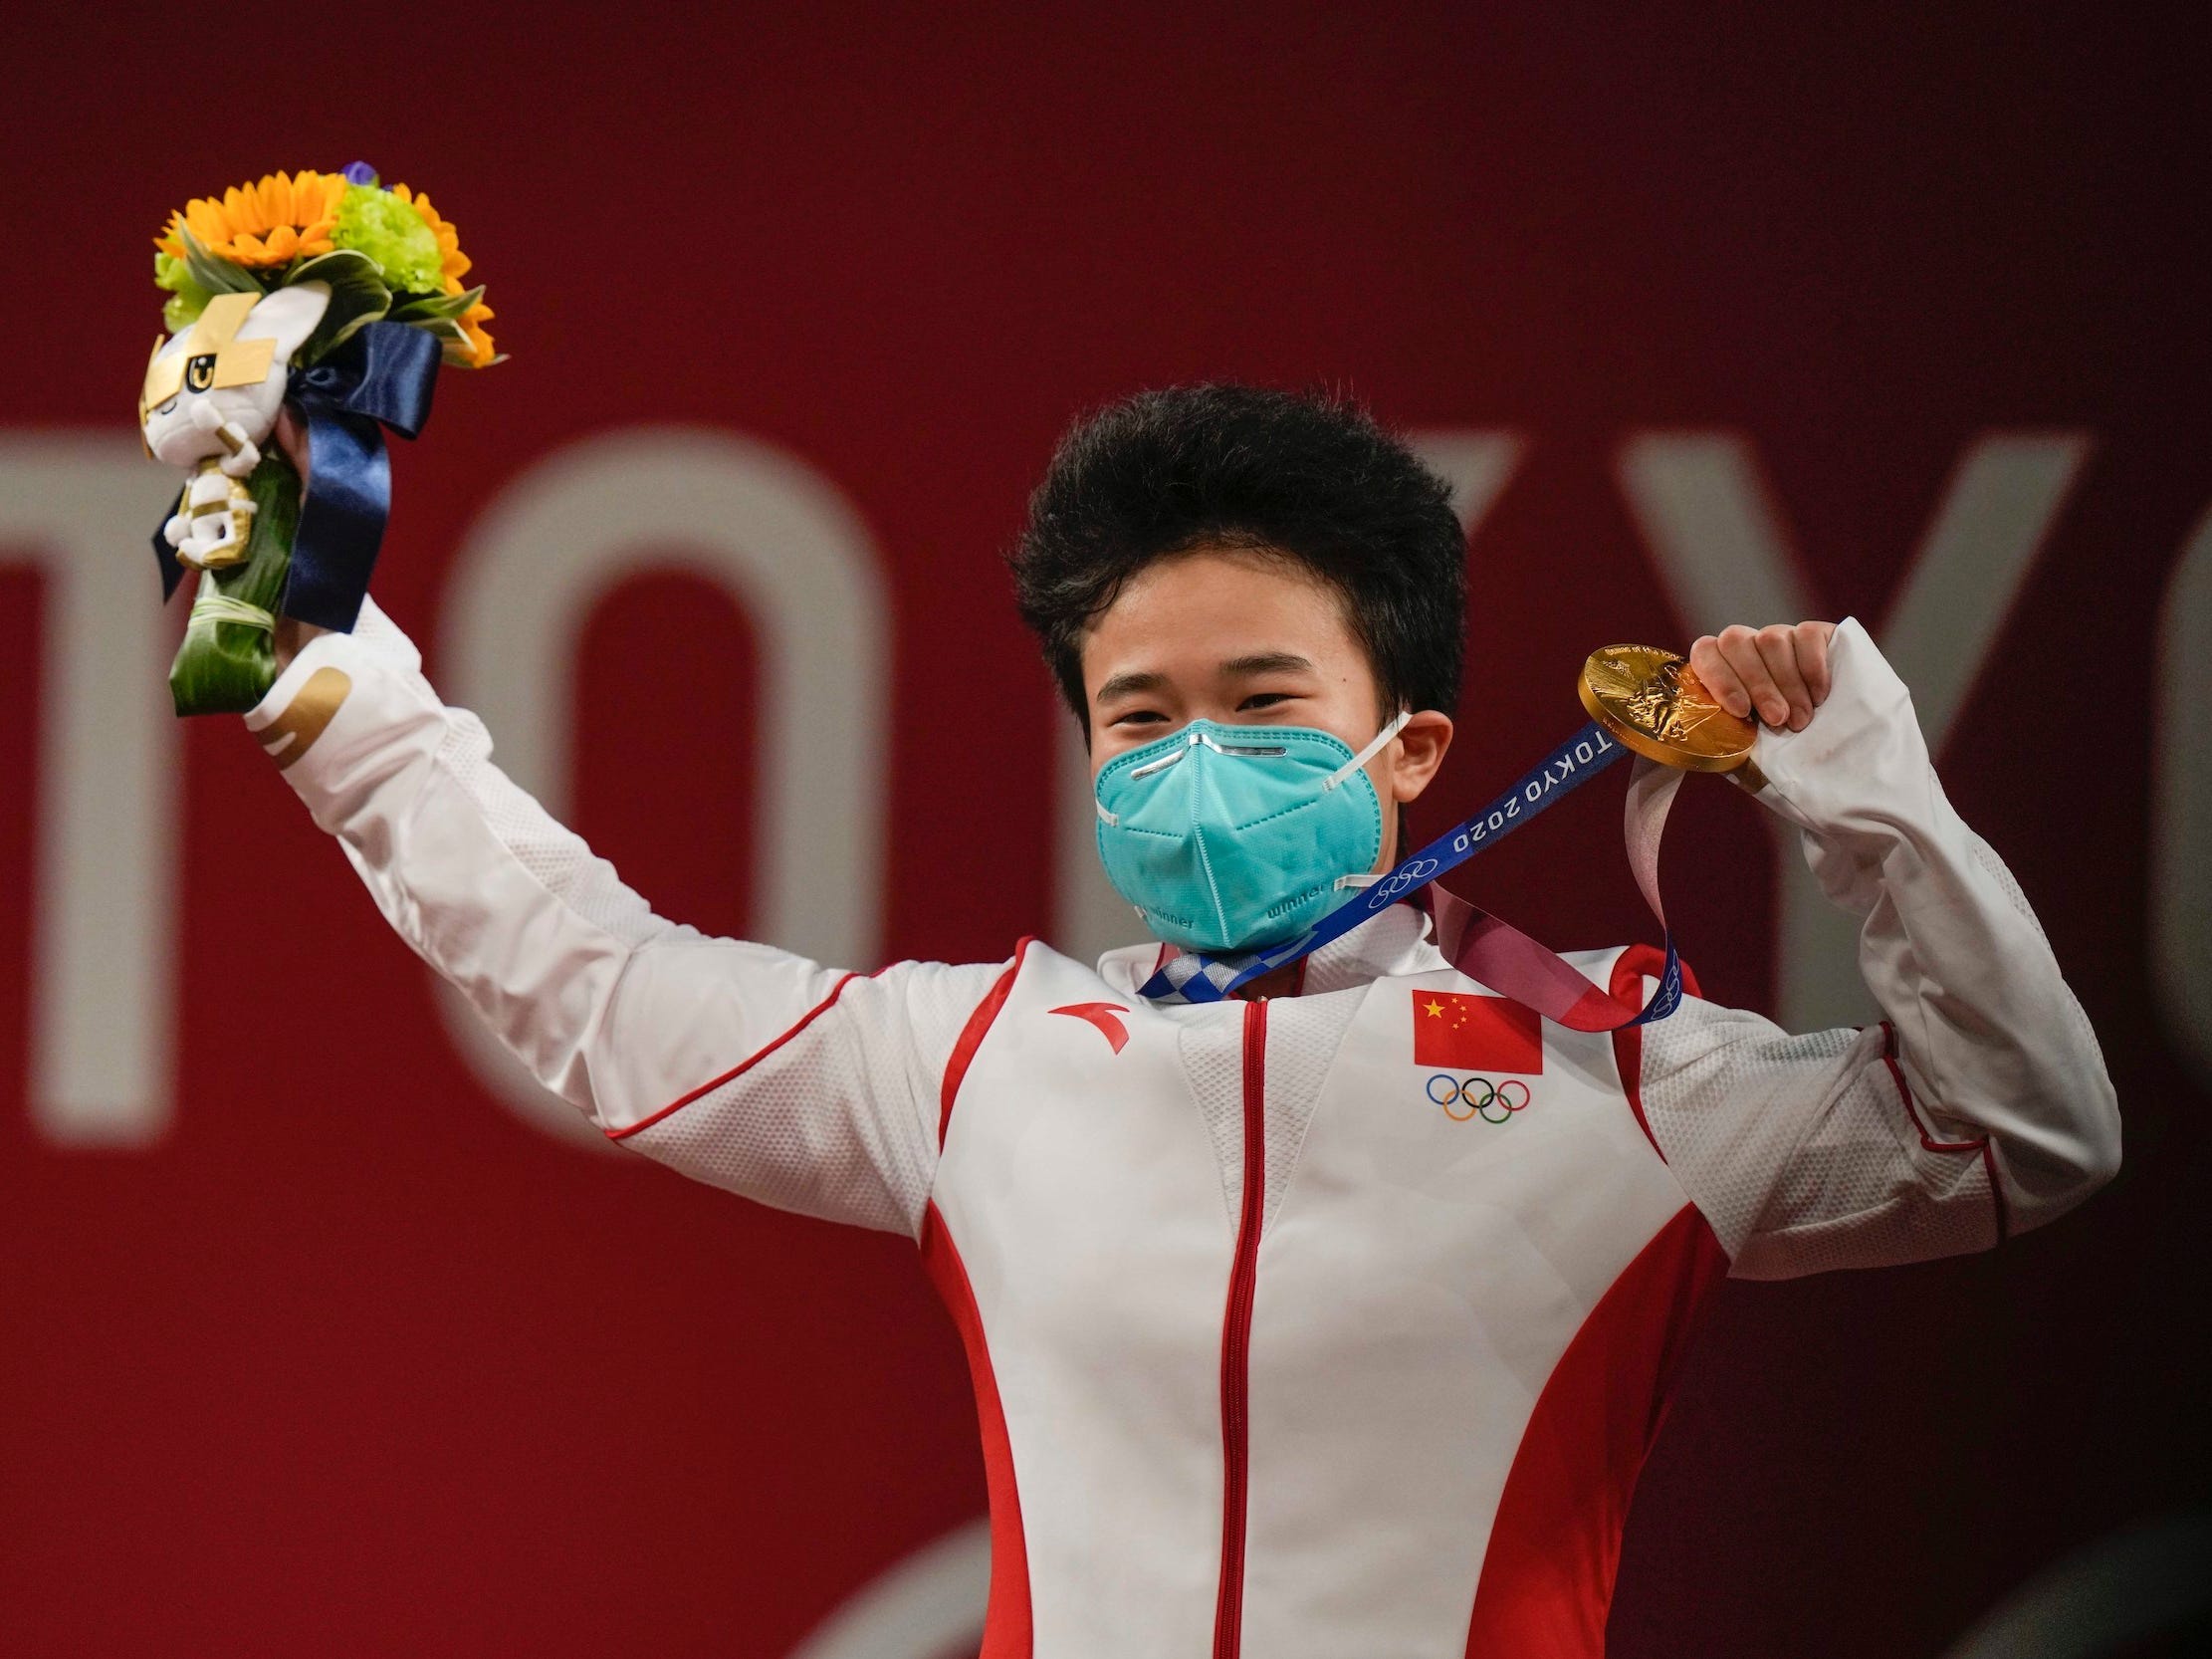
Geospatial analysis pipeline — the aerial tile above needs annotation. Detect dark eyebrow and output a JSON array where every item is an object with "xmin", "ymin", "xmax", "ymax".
[
  {"xmin": 1094, "ymin": 653, "xmax": 1318, "ymax": 706},
  {"xmin": 1220, "ymin": 652, "xmax": 1315, "ymax": 677},
  {"xmin": 1095, "ymin": 669, "xmax": 1169, "ymax": 705}
]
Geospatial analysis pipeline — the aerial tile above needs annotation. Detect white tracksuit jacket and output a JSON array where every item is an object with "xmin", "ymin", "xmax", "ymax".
[{"xmin": 248, "ymin": 606, "xmax": 2118, "ymax": 1658}]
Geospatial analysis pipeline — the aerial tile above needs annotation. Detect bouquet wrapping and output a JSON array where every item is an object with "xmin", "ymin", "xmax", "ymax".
[{"xmin": 137, "ymin": 165, "xmax": 501, "ymax": 714}]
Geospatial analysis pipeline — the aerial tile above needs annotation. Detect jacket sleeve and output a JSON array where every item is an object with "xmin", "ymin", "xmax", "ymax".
[
  {"xmin": 244, "ymin": 597, "xmax": 1003, "ymax": 1238},
  {"xmin": 1628, "ymin": 616, "xmax": 2120, "ymax": 1279}
]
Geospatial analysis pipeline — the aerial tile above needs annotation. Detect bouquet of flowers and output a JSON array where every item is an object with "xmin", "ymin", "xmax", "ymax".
[{"xmin": 138, "ymin": 164, "xmax": 502, "ymax": 715}]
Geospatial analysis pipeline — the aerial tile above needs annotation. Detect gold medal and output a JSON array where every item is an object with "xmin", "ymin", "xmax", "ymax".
[{"xmin": 1578, "ymin": 644, "xmax": 1758, "ymax": 775}]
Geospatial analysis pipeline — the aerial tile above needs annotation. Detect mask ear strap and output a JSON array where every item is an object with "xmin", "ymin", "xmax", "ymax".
[{"xmin": 1322, "ymin": 708, "xmax": 1413, "ymax": 791}]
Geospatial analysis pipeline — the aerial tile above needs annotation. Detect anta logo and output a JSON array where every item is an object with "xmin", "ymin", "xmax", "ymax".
[{"xmin": 1050, "ymin": 1002, "xmax": 1131, "ymax": 1054}]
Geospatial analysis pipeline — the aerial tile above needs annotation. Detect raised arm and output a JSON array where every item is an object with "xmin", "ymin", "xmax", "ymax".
[
  {"xmin": 1627, "ymin": 617, "xmax": 2119, "ymax": 1279},
  {"xmin": 247, "ymin": 597, "xmax": 1004, "ymax": 1237}
]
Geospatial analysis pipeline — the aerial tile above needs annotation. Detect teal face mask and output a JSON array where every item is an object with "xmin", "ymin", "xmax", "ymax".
[{"xmin": 1093, "ymin": 711, "xmax": 1412, "ymax": 953}]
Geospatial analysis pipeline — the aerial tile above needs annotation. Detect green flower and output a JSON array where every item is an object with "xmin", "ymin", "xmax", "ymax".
[
  {"xmin": 330, "ymin": 182, "xmax": 445, "ymax": 294},
  {"xmin": 154, "ymin": 249, "xmax": 211, "ymax": 331}
]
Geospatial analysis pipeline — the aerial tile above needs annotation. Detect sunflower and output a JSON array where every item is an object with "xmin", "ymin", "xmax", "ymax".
[
  {"xmin": 157, "ymin": 170, "xmax": 348, "ymax": 270},
  {"xmin": 391, "ymin": 182, "xmax": 498, "ymax": 366},
  {"xmin": 454, "ymin": 297, "xmax": 498, "ymax": 369}
]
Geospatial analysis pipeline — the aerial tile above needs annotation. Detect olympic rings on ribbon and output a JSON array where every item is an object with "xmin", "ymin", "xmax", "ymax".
[{"xmin": 1426, "ymin": 1073, "xmax": 1532, "ymax": 1124}]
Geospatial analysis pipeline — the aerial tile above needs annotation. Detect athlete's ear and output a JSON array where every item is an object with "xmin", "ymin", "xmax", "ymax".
[{"xmin": 1387, "ymin": 710, "xmax": 1453, "ymax": 805}]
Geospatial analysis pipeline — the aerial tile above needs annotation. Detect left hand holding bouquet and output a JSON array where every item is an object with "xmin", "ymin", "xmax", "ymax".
[{"xmin": 139, "ymin": 164, "xmax": 501, "ymax": 714}]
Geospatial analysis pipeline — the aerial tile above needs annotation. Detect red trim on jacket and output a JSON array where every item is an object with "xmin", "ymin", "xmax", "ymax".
[
  {"xmin": 920, "ymin": 1203, "xmax": 1033, "ymax": 1659},
  {"xmin": 1607, "ymin": 943, "xmax": 1702, "ymax": 1161},
  {"xmin": 607, "ymin": 970, "xmax": 867, "ymax": 1141},
  {"xmin": 1877, "ymin": 1019, "xmax": 2008, "ymax": 1242},
  {"xmin": 1462, "ymin": 1205, "xmax": 1729, "ymax": 1657},
  {"xmin": 940, "ymin": 938, "xmax": 1036, "ymax": 1146},
  {"xmin": 1212, "ymin": 998, "xmax": 1269, "ymax": 1659}
]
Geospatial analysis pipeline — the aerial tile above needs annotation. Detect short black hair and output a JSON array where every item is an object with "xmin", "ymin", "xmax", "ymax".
[{"xmin": 1010, "ymin": 382, "xmax": 1466, "ymax": 735}]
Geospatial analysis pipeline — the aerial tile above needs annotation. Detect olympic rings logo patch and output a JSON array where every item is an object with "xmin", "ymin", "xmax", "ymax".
[
  {"xmin": 1426, "ymin": 1073, "xmax": 1532, "ymax": 1124},
  {"xmin": 1365, "ymin": 856, "xmax": 1440, "ymax": 910}
]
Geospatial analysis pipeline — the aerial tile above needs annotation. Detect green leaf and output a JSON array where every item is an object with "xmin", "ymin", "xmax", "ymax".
[
  {"xmin": 177, "ymin": 225, "xmax": 263, "ymax": 297},
  {"xmin": 166, "ymin": 450, "xmax": 300, "ymax": 717},
  {"xmin": 163, "ymin": 289, "xmax": 209, "ymax": 332},
  {"xmin": 286, "ymin": 249, "xmax": 393, "ymax": 365},
  {"xmin": 389, "ymin": 284, "xmax": 485, "ymax": 325}
]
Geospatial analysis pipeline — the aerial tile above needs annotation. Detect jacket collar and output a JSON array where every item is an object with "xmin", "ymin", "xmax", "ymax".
[{"xmin": 1095, "ymin": 901, "xmax": 1448, "ymax": 1000}]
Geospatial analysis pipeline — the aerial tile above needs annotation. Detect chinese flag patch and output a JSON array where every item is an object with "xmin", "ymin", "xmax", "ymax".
[{"xmin": 1412, "ymin": 990, "xmax": 1543, "ymax": 1072}]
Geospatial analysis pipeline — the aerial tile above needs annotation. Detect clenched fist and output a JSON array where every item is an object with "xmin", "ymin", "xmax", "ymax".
[{"xmin": 1687, "ymin": 620, "xmax": 1838, "ymax": 733}]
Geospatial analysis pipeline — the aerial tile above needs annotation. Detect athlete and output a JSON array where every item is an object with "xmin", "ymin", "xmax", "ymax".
[{"xmin": 251, "ymin": 384, "xmax": 2118, "ymax": 1657}]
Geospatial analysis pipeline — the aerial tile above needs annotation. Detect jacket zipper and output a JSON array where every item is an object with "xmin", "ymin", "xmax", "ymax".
[{"xmin": 1213, "ymin": 998, "xmax": 1268, "ymax": 1659}]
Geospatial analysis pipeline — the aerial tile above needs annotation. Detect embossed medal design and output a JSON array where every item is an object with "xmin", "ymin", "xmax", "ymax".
[{"xmin": 1577, "ymin": 644, "xmax": 1758, "ymax": 774}]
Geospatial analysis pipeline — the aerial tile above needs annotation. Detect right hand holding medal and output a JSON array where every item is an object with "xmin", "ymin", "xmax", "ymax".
[{"xmin": 1685, "ymin": 621, "xmax": 1838, "ymax": 732}]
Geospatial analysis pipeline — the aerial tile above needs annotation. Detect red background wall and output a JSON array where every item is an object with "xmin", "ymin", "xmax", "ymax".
[{"xmin": 4, "ymin": 5, "xmax": 2207, "ymax": 1654}]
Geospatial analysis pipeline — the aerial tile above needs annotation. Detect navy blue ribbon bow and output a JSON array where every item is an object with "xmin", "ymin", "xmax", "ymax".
[{"xmin": 150, "ymin": 320, "xmax": 441, "ymax": 631}]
